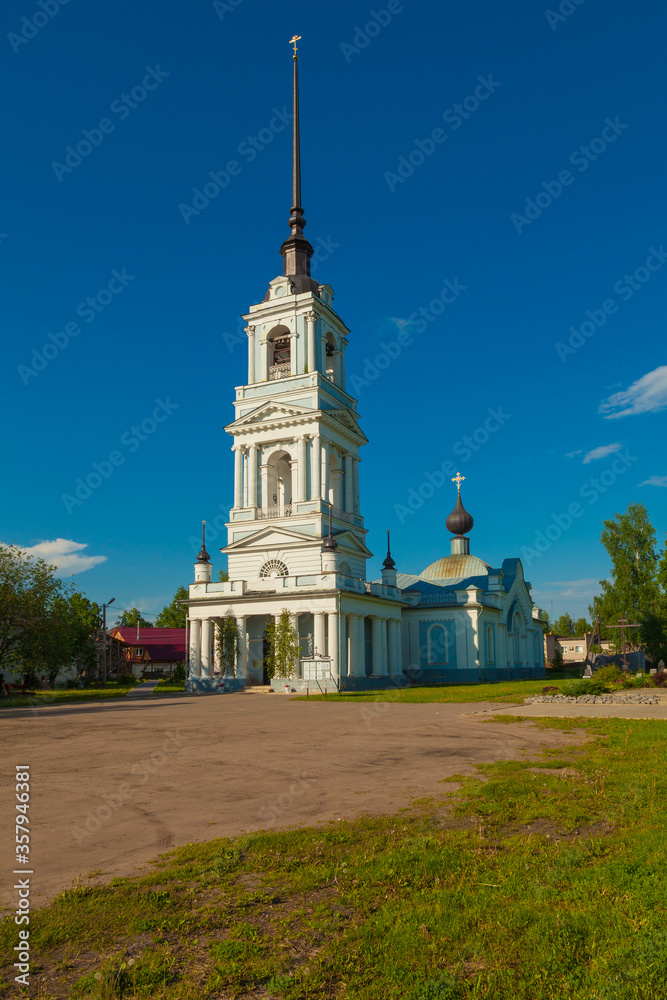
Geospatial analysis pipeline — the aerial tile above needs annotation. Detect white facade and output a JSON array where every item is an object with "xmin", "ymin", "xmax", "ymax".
[{"xmin": 186, "ymin": 266, "xmax": 405, "ymax": 691}]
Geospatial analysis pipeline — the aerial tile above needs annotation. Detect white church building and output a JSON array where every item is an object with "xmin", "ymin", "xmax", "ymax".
[{"xmin": 185, "ymin": 44, "xmax": 545, "ymax": 692}]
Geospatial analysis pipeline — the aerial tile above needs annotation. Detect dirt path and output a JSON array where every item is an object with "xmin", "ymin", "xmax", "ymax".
[{"xmin": 0, "ymin": 694, "xmax": 590, "ymax": 913}]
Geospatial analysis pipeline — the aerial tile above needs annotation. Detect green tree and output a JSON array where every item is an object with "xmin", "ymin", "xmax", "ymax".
[
  {"xmin": 116, "ymin": 607, "xmax": 153, "ymax": 628},
  {"xmin": 535, "ymin": 608, "xmax": 551, "ymax": 633},
  {"xmin": 0, "ymin": 544, "xmax": 100, "ymax": 684},
  {"xmin": 553, "ymin": 613, "xmax": 574, "ymax": 637},
  {"xmin": 155, "ymin": 587, "xmax": 188, "ymax": 628},
  {"xmin": 590, "ymin": 503, "xmax": 660, "ymax": 646},
  {"xmin": 265, "ymin": 609, "xmax": 300, "ymax": 680},
  {"xmin": 216, "ymin": 612, "xmax": 239, "ymax": 676},
  {"xmin": 217, "ymin": 569, "xmax": 229, "ymax": 583},
  {"xmin": 573, "ymin": 617, "xmax": 590, "ymax": 636}
]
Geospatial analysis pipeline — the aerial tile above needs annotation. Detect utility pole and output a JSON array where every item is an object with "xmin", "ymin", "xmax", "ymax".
[{"xmin": 102, "ymin": 598, "xmax": 116, "ymax": 686}]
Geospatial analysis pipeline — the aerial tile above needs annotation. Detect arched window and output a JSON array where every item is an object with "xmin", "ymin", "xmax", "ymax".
[
  {"xmin": 486, "ymin": 625, "xmax": 495, "ymax": 665},
  {"xmin": 267, "ymin": 326, "xmax": 291, "ymax": 380},
  {"xmin": 325, "ymin": 333, "xmax": 338, "ymax": 383},
  {"xmin": 259, "ymin": 559, "xmax": 288, "ymax": 579},
  {"xmin": 264, "ymin": 450, "xmax": 293, "ymax": 515},
  {"xmin": 427, "ymin": 624, "xmax": 449, "ymax": 666}
]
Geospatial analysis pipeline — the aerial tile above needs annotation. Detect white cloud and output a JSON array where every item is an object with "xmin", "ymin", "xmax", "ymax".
[
  {"xmin": 533, "ymin": 578, "xmax": 600, "ymax": 601},
  {"xmin": 582, "ymin": 442, "xmax": 622, "ymax": 464},
  {"xmin": 389, "ymin": 316, "xmax": 411, "ymax": 334},
  {"xmin": 640, "ymin": 475, "xmax": 667, "ymax": 488},
  {"xmin": 565, "ymin": 449, "xmax": 582, "ymax": 458},
  {"xmin": 22, "ymin": 539, "xmax": 107, "ymax": 575},
  {"xmin": 599, "ymin": 365, "xmax": 667, "ymax": 419}
]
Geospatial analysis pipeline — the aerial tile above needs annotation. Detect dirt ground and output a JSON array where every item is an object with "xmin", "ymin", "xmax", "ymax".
[{"xmin": 0, "ymin": 692, "xmax": 591, "ymax": 914}]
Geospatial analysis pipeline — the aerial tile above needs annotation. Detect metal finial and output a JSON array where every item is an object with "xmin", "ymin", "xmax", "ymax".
[{"xmin": 324, "ymin": 502, "xmax": 338, "ymax": 550}]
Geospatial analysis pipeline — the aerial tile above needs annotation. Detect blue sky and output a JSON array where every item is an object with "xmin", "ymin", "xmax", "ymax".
[{"xmin": 1, "ymin": 0, "xmax": 666, "ymax": 625}]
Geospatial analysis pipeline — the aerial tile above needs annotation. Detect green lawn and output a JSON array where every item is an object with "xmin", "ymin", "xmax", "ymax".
[
  {"xmin": 3, "ymin": 715, "xmax": 667, "ymax": 998},
  {"xmin": 0, "ymin": 687, "xmax": 137, "ymax": 709},
  {"xmin": 297, "ymin": 676, "xmax": 572, "ymax": 704}
]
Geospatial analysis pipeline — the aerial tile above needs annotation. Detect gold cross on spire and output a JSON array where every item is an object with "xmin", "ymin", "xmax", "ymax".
[
  {"xmin": 452, "ymin": 472, "xmax": 465, "ymax": 493},
  {"xmin": 289, "ymin": 35, "xmax": 301, "ymax": 58}
]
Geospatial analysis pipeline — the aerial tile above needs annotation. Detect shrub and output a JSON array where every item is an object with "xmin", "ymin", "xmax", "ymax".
[
  {"xmin": 562, "ymin": 678, "xmax": 607, "ymax": 697},
  {"xmin": 542, "ymin": 686, "xmax": 559, "ymax": 694},
  {"xmin": 173, "ymin": 663, "xmax": 185, "ymax": 682},
  {"xmin": 592, "ymin": 664, "xmax": 624, "ymax": 687},
  {"xmin": 651, "ymin": 671, "xmax": 667, "ymax": 687}
]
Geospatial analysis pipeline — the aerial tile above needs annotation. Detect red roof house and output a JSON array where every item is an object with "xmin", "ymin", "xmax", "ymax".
[{"xmin": 109, "ymin": 628, "xmax": 186, "ymax": 677}]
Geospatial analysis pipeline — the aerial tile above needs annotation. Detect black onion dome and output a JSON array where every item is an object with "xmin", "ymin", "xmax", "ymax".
[{"xmin": 446, "ymin": 493, "xmax": 474, "ymax": 536}]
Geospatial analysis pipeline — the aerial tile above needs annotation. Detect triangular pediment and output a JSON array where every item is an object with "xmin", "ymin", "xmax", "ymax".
[
  {"xmin": 221, "ymin": 524, "xmax": 321, "ymax": 553},
  {"xmin": 226, "ymin": 400, "xmax": 315, "ymax": 431},
  {"xmin": 332, "ymin": 529, "xmax": 373, "ymax": 558},
  {"xmin": 321, "ymin": 408, "xmax": 368, "ymax": 442}
]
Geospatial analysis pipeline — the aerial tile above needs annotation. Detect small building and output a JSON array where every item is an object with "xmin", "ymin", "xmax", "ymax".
[
  {"xmin": 109, "ymin": 628, "xmax": 186, "ymax": 678},
  {"xmin": 544, "ymin": 633, "xmax": 614, "ymax": 664}
]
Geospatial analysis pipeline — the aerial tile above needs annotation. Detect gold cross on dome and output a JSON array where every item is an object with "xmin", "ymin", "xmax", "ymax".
[
  {"xmin": 452, "ymin": 472, "xmax": 465, "ymax": 493},
  {"xmin": 289, "ymin": 35, "xmax": 301, "ymax": 57}
]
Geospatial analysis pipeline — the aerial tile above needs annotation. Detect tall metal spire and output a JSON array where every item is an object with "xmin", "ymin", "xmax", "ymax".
[
  {"xmin": 197, "ymin": 520, "xmax": 210, "ymax": 563},
  {"xmin": 280, "ymin": 35, "xmax": 315, "ymax": 287},
  {"xmin": 383, "ymin": 530, "xmax": 396, "ymax": 570}
]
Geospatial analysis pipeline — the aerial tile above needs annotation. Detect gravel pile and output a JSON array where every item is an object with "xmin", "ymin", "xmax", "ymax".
[{"xmin": 525, "ymin": 694, "xmax": 659, "ymax": 705}]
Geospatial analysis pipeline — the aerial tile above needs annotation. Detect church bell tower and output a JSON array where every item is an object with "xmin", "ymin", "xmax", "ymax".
[{"xmin": 221, "ymin": 38, "xmax": 371, "ymax": 585}]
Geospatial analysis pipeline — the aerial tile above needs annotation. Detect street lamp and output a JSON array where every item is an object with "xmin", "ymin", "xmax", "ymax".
[{"xmin": 102, "ymin": 598, "xmax": 115, "ymax": 687}]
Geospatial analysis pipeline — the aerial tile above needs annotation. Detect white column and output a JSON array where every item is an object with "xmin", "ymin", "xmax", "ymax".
[
  {"xmin": 248, "ymin": 444, "xmax": 258, "ymax": 509},
  {"xmin": 340, "ymin": 339, "xmax": 347, "ymax": 389},
  {"xmin": 388, "ymin": 619, "xmax": 400, "ymax": 676},
  {"xmin": 381, "ymin": 619, "xmax": 388, "ymax": 675},
  {"xmin": 260, "ymin": 337, "xmax": 269, "ymax": 381},
  {"xmin": 201, "ymin": 620, "xmax": 212, "ymax": 679},
  {"xmin": 339, "ymin": 615, "xmax": 348, "ymax": 678},
  {"xmin": 296, "ymin": 436, "xmax": 307, "ymax": 502},
  {"xmin": 352, "ymin": 615, "xmax": 366, "ymax": 677},
  {"xmin": 236, "ymin": 617, "xmax": 247, "ymax": 678},
  {"xmin": 234, "ymin": 446, "xmax": 244, "ymax": 508},
  {"xmin": 312, "ymin": 435, "xmax": 321, "ymax": 499},
  {"xmin": 306, "ymin": 311, "xmax": 317, "ymax": 373},
  {"xmin": 344, "ymin": 454, "xmax": 354, "ymax": 513},
  {"xmin": 260, "ymin": 463, "xmax": 269, "ymax": 511},
  {"xmin": 321, "ymin": 439, "xmax": 329, "ymax": 504},
  {"xmin": 352, "ymin": 458, "xmax": 360, "ymax": 514},
  {"xmin": 372, "ymin": 616, "xmax": 383, "ymax": 676},
  {"xmin": 189, "ymin": 619, "xmax": 201, "ymax": 677},
  {"xmin": 245, "ymin": 325, "xmax": 255, "ymax": 384},
  {"xmin": 314, "ymin": 612, "xmax": 326, "ymax": 658},
  {"xmin": 328, "ymin": 612, "xmax": 339, "ymax": 680},
  {"xmin": 290, "ymin": 613, "xmax": 300, "ymax": 674},
  {"xmin": 289, "ymin": 332, "xmax": 298, "ymax": 375}
]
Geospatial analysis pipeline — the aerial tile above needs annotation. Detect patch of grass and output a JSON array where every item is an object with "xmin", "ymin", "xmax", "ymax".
[
  {"xmin": 153, "ymin": 680, "xmax": 185, "ymax": 693},
  {"xmin": 296, "ymin": 677, "xmax": 571, "ymax": 704},
  {"xmin": 3, "ymin": 717, "xmax": 667, "ymax": 998},
  {"xmin": 0, "ymin": 688, "xmax": 138, "ymax": 709}
]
